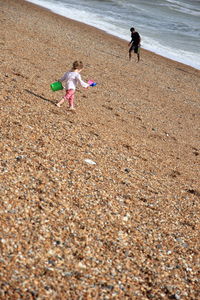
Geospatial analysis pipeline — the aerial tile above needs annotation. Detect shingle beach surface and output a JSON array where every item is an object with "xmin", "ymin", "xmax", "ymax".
[{"xmin": 0, "ymin": 0, "xmax": 200, "ymax": 299}]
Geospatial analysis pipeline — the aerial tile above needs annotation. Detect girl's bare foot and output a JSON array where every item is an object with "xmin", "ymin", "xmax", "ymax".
[
  {"xmin": 68, "ymin": 107, "xmax": 76, "ymax": 113},
  {"xmin": 56, "ymin": 103, "xmax": 61, "ymax": 107}
]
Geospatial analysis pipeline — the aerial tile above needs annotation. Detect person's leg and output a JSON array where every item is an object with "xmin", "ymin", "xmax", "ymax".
[
  {"xmin": 137, "ymin": 47, "xmax": 140, "ymax": 62},
  {"xmin": 129, "ymin": 48, "xmax": 133, "ymax": 60},
  {"xmin": 129, "ymin": 50, "xmax": 132, "ymax": 60},
  {"xmin": 68, "ymin": 90, "xmax": 75, "ymax": 110},
  {"xmin": 129, "ymin": 44, "xmax": 133, "ymax": 61},
  {"xmin": 57, "ymin": 90, "xmax": 68, "ymax": 107},
  {"xmin": 56, "ymin": 98, "xmax": 65, "ymax": 107},
  {"xmin": 134, "ymin": 46, "xmax": 140, "ymax": 62}
]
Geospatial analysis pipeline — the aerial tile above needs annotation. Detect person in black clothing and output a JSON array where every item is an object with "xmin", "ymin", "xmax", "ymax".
[{"xmin": 128, "ymin": 27, "xmax": 141, "ymax": 62}]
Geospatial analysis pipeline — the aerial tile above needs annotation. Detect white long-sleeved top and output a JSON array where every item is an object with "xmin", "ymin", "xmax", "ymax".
[{"xmin": 59, "ymin": 71, "xmax": 89, "ymax": 90}]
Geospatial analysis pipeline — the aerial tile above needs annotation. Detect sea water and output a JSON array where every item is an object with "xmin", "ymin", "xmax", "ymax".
[{"xmin": 26, "ymin": 0, "xmax": 200, "ymax": 70}]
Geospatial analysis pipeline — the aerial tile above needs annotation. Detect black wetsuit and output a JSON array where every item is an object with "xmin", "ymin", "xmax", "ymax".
[{"xmin": 130, "ymin": 31, "xmax": 140, "ymax": 53}]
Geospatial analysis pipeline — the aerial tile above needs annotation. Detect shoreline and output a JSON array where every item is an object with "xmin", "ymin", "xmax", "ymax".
[
  {"xmin": 25, "ymin": 0, "xmax": 200, "ymax": 72},
  {"xmin": 1, "ymin": 0, "xmax": 200, "ymax": 298}
]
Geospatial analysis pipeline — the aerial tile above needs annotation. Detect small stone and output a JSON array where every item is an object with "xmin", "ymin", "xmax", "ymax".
[
  {"xmin": 84, "ymin": 159, "xmax": 96, "ymax": 165},
  {"xmin": 78, "ymin": 262, "xmax": 86, "ymax": 269},
  {"xmin": 16, "ymin": 155, "xmax": 26, "ymax": 161}
]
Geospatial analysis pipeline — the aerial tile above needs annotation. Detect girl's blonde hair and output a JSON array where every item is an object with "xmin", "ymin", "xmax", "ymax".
[{"xmin": 72, "ymin": 61, "xmax": 83, "ymax": 70}]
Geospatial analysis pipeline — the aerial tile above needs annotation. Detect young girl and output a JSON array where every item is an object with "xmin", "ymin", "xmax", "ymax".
[{"xmin": 56, "ymin": 61, "xmax": 89, "ymax": 110}]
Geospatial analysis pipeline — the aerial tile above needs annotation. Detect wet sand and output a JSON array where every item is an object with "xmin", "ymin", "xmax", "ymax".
[{"xmin": 0, "ymin": 0, "xmax": 200, "ymax": 298}]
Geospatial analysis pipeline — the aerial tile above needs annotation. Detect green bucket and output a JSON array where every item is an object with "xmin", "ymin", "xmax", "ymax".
[{"xmin": 50, "ymin": 81, "xmax": 63, "ymax": 92}]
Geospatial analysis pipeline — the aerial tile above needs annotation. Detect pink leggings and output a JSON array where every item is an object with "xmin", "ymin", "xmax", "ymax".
[{"xmin": 64, "ymin": 89, "xmax": 75, "ymax": 107}]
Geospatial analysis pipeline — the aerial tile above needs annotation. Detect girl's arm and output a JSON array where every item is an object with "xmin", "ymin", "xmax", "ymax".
[
  {"xmin": 77, "ymin": 74, "xmax": 89, "ymax": 88},
  {"xmin": 58, "ymin": 72, "xmax": 67, "ymax": 82}
]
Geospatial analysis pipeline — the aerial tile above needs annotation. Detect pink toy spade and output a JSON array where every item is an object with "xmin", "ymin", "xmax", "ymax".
[{"xmin": 88, "ymin": 80, "xmax": 97, "ymax": 87}]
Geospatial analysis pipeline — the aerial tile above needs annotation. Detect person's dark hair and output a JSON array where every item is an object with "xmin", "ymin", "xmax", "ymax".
[
  {"xmin": 130, "ymin": 27, "xmax": 135, "ymax": 32},
  {"xmin": 72, "ymin": 61, "xmax": 83, "ymax": 70}
]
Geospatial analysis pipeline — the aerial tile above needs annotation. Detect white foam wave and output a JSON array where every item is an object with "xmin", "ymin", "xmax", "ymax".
[
  {"xmin": 142, "ymin": 36, "xmax": 200, "ymax": 70},
  {"xmin": 165, "ymin": 0, "xmax": 200, "ymax": 16}
]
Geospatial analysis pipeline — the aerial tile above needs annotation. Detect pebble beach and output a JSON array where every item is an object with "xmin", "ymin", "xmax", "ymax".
[{"xmin": 0, "ymin": 0, "xmax": 200, "ymax": 299}]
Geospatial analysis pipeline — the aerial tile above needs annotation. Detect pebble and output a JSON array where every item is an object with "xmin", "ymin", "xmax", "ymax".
[{"xmin": 84, "ymin": 159, "xmax": 96, "ymax": 165}]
